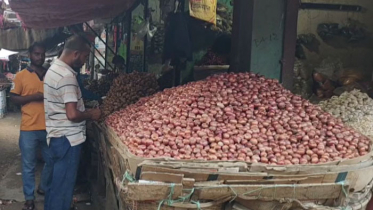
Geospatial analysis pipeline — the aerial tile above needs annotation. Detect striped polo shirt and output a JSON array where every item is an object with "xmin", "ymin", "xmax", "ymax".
[{"xmin": 44, "ymin": 59, "xmax": 86, "ymax": 146}]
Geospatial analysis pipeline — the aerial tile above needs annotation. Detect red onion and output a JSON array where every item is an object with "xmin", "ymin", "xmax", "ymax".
[{"xmin": 106, "ymin": 73, "xmax": 371, "ymax": 165}]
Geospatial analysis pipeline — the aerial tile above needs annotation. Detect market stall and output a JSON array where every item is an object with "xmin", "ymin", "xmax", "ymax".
[
  {"xmin": 87, "ymin": 72, "xmax": 373, "ymax": 210},
  {"xmin": 11, "ymin": 0, "xmax": 373, "ymax": 209},
  {"xmin": 0, "ymin": 74, "xmax": 11, "ymax": 118},
  {"xmin": 0, "ymin": 49, "xmax": 17, "ymax": 118}
]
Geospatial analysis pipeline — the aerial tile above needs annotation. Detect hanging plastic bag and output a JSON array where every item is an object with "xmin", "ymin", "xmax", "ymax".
[
  {"xmin": 134, "ymin": 19, "xmax": 148, "ymax": 39},
  {"xmin": 189, "ymin": 0, "xmax": 217, "ymax": 25},
  {"xmin": 147, "ymin": 24, "xmax": 157, "ymax": 41},
  {"xmin": 134, "ymin": 18, "xmax": 157, "ymax": 41}
]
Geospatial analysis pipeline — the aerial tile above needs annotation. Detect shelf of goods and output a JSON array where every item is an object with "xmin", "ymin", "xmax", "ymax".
[
  {"xmin": 0, "ymin": 77, "xmax": 11, "ymax": 119},
  {"xmin": 89, "ymin": 73, "xmax": 373, "ymax": 210},
  {"xmin": 0, "ymin": 90, "xmax": 7, "ymax": 119}
]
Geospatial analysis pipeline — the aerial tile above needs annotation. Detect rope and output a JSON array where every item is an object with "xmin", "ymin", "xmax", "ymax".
[
  {"xmin": 338, "ymin": 181, "xmax": 348, "ymax": 198},
  {"xmin": 337, "ymin": 181, "xmax": 349, "ymax": 210},
  {"xmin": 157, "ymin": 186, "xmax": 196, "ymax": 209},
  {"xmin": 157, "ymin": 183, "xmax": 176, "ymax": 210},
  {"xmin": 191, "ymin": 200, "xmax": 201, "ymax": 210},
  {"xmin": 166, "ymin": 183, "xmax": 176, "ymax": 205},
  {"xmin": 273, "ymin": 185, "xmax": 277, "ymax": 200},
  {"xmin": 242, "ymin": 186, "xmax": 272, "ymax": 198},
  {"xmin": 178, "ymin": 188, "xmax": 195, "ymax": 202},
  {"xmin": 122, "ymin": 171, "xmax": 136, "ymax": 184},
  {"xmin": 136, "ymin": 179, "xmax": 350, "ymax": 209},
  {"xmin": 118, "ymin": 171, "xmax": 136, "ymax": 197},
  {"xmin": 228, "ymin": 186, "xmax": 237, "ymax": 203}
]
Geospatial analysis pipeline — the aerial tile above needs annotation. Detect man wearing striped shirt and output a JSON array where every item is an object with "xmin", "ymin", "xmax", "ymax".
[{"xmin": 43, "ymin": 35, "xmax": 101, "ymax": 210}]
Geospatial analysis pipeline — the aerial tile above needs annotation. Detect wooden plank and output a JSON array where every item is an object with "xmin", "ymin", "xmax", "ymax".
[
  {"xmin": 168, "ymin": 196, "xmax": 231, "ymax": 208},
  {"xmin": 196, "ymin": 180, "xmax": 225, "ymax": 186},
  {"xmin": 182, "ymin": 178, "xmax": 195, "ymax": 189},
  {"xmin": 141, "ymin": 160, "xmax": 248, "ymax": 171},
  {"xmin": 248, "ymin": 159, "xmax": 373, "ymax": 175},
  {"xmin": 127, "ymin": 183, "xmax": 183, "ymax": 201},
  {"xmin": 195, "ymin": 183, "xmax": 347, "ymax": 201},
  {"xmin": 140, "ymin": 172, "xmax": 184, "ymax": 184},
  {"xmin": 140, "ymin": 165, "xmax": 211, "ymax": 181},
  {"xmin": 225, "ymin": 175, "xmax": 325, "ymax": 185},
  {"xmin": 281, "ymin": 0, "xmax": 300, "ymax": 90},
  {"xmin": 141, "ymin": 165, "xmax": 330, "ymax": 185},
  {"xmin": 225, "ymin": 179, "xmax": 304, "ymax": 185},
  {"xmin": 136, "ymin": 201, "xmax": 224, "ymax": 210},
  {"xmin": 218, "ymin": 174, "xmax": 324, "ymax": 181},
  {"xmin": 345, "ymin": 165, "xmax": 373, "ymax": 192},
  {"xmin": 230, "ymin": 0, "xmax": 254, "ymax": 73},
  {"xmin": 194, "ymin": 65, "xmax": 230, "ymax": 71}
]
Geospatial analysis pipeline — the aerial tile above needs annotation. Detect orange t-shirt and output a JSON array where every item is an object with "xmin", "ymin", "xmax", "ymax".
[{"xmin": 10, "ymin": 68, "xmax": 45, "ymax": 131}]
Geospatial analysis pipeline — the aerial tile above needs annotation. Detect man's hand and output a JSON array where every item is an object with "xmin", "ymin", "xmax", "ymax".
[
  {"xmin": 10, "ymin": 92, "xmax": 44, "ymax": 106},
  {"xmin": 88, "ymin": 108, "xmax": 101, "ymax": 121}
]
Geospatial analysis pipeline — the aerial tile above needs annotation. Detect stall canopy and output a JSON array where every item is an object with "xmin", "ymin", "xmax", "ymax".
[
  {"xmin": 16, "ymin": 44, "xmax": 64, "ymax": 58},
  {"xmin": 0, "ymin": 49, "xmax": 18, "ymax": 61},
  {"xmin": 9, "ymin": 0, "xmax": 136, "ymax": 29}
]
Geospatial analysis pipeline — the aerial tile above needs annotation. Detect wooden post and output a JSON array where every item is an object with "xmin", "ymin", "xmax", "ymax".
[
  {"xmin": 89, "ymin": 44, "xmax": 95, "ymax": 80},
  {"xmin": 281, "ymin": 0, "xmax": 300, "ymax": 90},
  {"xmin": 230, "ymin": 0, "xmax": 254, "ymax": 73}
]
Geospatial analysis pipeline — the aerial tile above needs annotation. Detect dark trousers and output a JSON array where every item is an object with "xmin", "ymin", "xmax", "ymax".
[{"xmin": 44, "ymin": 136, "xmax": 82, "ymax": 210}]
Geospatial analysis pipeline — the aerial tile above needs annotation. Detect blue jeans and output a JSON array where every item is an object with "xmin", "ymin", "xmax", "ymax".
[
  {"xmin": 19, "ymin": 130, "xmax": 53, "ymax": 201},
  {"xmin": 45, "ymin": 136, "xmax": 82, "ymax": 210}
]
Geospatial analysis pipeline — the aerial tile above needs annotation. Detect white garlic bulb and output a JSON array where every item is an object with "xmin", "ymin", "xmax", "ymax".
[{"xmin": 319, "ymin": 89, "xmax": 373, "ymax": 138}]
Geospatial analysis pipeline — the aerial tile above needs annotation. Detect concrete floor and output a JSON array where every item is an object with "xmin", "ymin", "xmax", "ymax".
[{"xmin": 0, "ymin": 112, "xmax": 99, "ymax": 210}]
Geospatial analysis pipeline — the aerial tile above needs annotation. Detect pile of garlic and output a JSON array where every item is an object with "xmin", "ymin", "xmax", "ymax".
[
  {"xmin": 347, "ymin": 115, "xmax": 373, "ymax": 139},
  {"xmin": 319, "ymin": 89, "xmax": 373, "ymax": 138}
]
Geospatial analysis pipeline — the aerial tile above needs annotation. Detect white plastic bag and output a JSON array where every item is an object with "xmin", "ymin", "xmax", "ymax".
[{"xmin": 135, "ymin": 18, "xmax": 157, "ymax": 41}]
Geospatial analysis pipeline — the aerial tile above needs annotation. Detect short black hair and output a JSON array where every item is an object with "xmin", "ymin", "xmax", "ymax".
[
  {"xmin": 64, "ymin": 35, "xmax": 91, "ymax": 52},
  {"xmin": 29, "ymin": 42, "xmax": 46, "ymax": 53}
]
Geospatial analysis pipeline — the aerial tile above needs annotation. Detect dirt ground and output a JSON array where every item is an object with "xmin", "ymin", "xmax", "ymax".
[
  {"xmin": 0, "ymin": 112, "xmax": 100, "ymax": 210},
  {"xmin": 0, "ymin": 112, "xmax": 21, "ymax": 178}
]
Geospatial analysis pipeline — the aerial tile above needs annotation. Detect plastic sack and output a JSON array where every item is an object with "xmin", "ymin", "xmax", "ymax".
[
  {"xmin": 134, "ymin": 19, "xmax": 157, "ymax": 41},
  {"xmin": 189, "ymin": 0, "xmax": 217, "ymax": 25}
]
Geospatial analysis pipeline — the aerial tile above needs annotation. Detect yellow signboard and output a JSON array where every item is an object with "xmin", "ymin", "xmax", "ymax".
[
  {"xmin": 189, "ymin": 0, "xmax": 217, "ymax": 25},
  {"xmin": 130, "ymin": 34, "xmax": 144, "ymax": 53}
]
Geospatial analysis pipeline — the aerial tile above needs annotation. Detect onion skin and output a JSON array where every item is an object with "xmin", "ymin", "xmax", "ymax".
[{"xmin": 107, "ymin": 73, "xmax": 371, "ymax": 165}]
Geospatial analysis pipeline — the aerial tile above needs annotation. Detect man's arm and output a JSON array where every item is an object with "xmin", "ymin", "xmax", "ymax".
[
  {"xmin": 65, "ymin": 102, "xmax": 95, "ymax": 123},
  {"xmin": 9, "ymin": 72, "xmax": 43, "ymax": 105},
  {"xmin": 10, "ymin": 92, "xmax": 43, "ymax": 106},
  {"xmin": 59, "ymin": 76, "xmax": 101, "ymax": 123}
]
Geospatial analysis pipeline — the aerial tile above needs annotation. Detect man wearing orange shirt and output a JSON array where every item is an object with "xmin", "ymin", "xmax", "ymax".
[{"xmin": 10, "ymin": 42, "xmax": 53, "ymax": 210}]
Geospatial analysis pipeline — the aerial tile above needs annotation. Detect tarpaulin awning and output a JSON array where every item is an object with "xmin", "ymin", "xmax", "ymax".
[
  {"xmin": 0, "ymin": 27, "xmax": 63, "ymax": 50},
  {"xmin": 16, "ymin": 43, "xmax": 64, "ymax": 58},
  {"xmin": 0, "ymin": 49, "xmax": 18, "ymax": 61},
  {"xmin": 9, "ymin": 0, "xmax": 136, "ymax": 29}
]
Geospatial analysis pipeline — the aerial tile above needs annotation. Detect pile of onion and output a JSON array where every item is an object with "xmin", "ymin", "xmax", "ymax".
[
  {"xmin": 106, "ymin": 73, "xmax": 371, "ymax": 165},
  {"xmin": 100, "ymin": 72, "xmax": 159, "ymax": 119}
]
